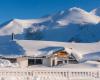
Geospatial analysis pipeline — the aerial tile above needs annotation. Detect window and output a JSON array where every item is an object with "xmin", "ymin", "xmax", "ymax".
[
  {"xmin": 36, "ymin": 59, "xmax": 42, "ymax": 64},
  {"xmin": 57, "ymin": 61, "xmax": 63, "ymax": 65},
  {"xmin": 28, "ymin": 59, "xmax": 42, "ymax": 66},
  {"xmin": 65, "ymin": 60, "xmax": 67, "ymax": 63}
]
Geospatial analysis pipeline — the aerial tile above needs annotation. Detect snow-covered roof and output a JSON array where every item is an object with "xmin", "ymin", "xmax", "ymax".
[
  {"xmin": 0, "ymin": 40, "xmax": 65, "ymax": 58},
  {"xmin": 17, "ymin": 40, "xmax": 65, "ymax": 57},
  {"xmin": 0, "ymin": 41, "xmax": 24, "ymax": 58},
  {"xmin": 17, "ymin": 40, "xmax": 100, "ymax": 62}
]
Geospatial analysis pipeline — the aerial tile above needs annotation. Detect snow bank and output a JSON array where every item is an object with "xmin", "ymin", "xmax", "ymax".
[
  {"xmin": 80, "ymin": 52, "xmax": 100, "ymax": 62},
  {"xmin": 73, "ymin": 52, "xmax": 100, "ymax": 63},
  {"xmin": 84, "ymin": 61, "xmax": 100, "ymax": 68},
  {"xmin": 54, "ymin": 63, "xmax": 99, "ymax": 68},
  {"xmin": 0, "ymin": 59, "xmax": 19, "ymax": 67}
]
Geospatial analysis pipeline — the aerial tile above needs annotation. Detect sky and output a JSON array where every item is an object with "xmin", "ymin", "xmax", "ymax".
[{"xmin": 0, "ymin": 0, "xmax": 99, "ymax": 24}]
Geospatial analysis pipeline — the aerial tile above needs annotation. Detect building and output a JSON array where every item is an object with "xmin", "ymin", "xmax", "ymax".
[
  {"xmin": 0, "ymin": 40, "xmax": 99, "ymax": 68},
  {"xmin": 0, "ymin": 40, "xmax": 78, "ymax": 67},
  {"xmin": 1, "ymin": 47, "xmax": 77, "ymax": 67}
]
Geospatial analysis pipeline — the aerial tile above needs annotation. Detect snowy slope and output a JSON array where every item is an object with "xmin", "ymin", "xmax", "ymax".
[
  {"xmin": 69, "ymin": 23, "xmax": 100, "ymax": 42},
  {"xmin": 0, "ymin": 7, "xmax": 100, "ymax": 42}
]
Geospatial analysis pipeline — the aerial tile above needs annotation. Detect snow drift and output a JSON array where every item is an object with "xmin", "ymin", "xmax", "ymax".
[{"xmin": 0, "ymin": 59, "xmax": 19, "ymax": 67}]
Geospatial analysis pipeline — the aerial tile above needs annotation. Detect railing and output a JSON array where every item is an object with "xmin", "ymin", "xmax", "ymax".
[{"xmin": 0, "ymin": 68, "xmax": 99, "ymax": 80}]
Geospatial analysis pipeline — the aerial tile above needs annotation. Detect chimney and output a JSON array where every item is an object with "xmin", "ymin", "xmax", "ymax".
[{"xmin": 12, "ymin": 32, "xmax": 15, "ymax": 40}]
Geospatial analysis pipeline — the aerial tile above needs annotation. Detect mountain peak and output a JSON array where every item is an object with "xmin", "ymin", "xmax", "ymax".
[
  {"xmin": 57, "ymin": 7, "xmax": 100, "ymax": 26},
  {"xmin": 90, "ymin": 8, "xmax": 100, "ymax": 16},
  {"xmin": 69, "ymin": 7, "xmax": 85, "ymax": 12}
]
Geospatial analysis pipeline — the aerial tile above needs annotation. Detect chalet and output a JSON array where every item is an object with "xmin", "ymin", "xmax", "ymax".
[
  {"xmin": 0, "ymin": 39, "xmax": 100, "ymax": 68},
  {"xmin": 0, "ymin": 40, "xmax": 78, "ymax": 68}
]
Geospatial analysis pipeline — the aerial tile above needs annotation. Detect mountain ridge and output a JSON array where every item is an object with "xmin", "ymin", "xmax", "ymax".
[{"xmin": 0, "ymin": 7, "xmax": 100, "ymax": 42}]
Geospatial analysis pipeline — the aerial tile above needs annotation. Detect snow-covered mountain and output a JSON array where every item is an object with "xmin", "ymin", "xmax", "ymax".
[
  {"xmin": 0, "ymin": 7, "xmax": 100, "ymax": 42},
  {"xmin": 57, "ymin": 7, "xmax": 100, "ymax": 26},
  {"xmin": 0, "ymin": 17, "xmax": 51, "ymax": 35},
  {"xmin": 90, "ymin": 8, "xmax": 100, "ymax": 17}
]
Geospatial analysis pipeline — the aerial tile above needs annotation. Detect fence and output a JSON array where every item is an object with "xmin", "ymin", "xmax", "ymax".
[{"xmin": 0, "ymin": 67, "xmax": 99, "ymax": 80}]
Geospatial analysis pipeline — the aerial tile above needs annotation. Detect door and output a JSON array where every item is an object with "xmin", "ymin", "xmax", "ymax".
[{"xmin": 52, "ymin": 60, "xmax": 55, "ymax": 66}]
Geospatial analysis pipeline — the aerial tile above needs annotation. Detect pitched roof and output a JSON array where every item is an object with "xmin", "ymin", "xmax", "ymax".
[
  {"xmin": 0, "ymin": 41, "xmax": 24, "ymax": 58},
  {"xmin": 0, "ymin": 40, "xmax": 65, "ymax": 58}
]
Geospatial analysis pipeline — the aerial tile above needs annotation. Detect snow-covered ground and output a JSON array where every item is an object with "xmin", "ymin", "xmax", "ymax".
[{"xmin": 55, "ymin": 61, "xmax": 100, "ymax": 68}]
